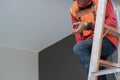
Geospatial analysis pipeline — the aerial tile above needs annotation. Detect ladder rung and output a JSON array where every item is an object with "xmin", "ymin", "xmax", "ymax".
[
  {"xmin": 104, "ymin": 24, "xmax": 120, "ymax": 37},
  {"xmin": 93, "ymin": 67, "xmax": 120, "ymax": 76},
  {"xmin": 99, "ymin": 60, "xmax": 120, "ymax": 68}
]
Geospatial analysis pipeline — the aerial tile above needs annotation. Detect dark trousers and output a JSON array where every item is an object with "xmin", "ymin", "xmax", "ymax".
[{"xmin": 73, "ymin": 37, "xmax": 117, "ymax": 80}]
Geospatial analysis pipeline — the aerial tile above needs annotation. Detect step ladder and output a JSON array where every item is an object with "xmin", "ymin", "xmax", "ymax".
[{"xmin": 88, "ymin": 0, "xmax": 120, "ymax": 80}]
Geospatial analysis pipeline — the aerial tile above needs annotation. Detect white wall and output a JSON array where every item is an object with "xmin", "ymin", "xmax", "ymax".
[
  {"xmin": 0, "ymin": 46, "xmax": 38, "ymax": 80},
  {"xmin": 0, "ymin": 0, "xmax": 73, "ymax": 52}
]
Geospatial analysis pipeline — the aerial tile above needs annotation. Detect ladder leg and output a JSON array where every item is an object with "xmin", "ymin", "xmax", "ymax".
[
  {"xmin": 116, "ymin": 5, "xmax": 120, "ymax": 79},
  {"xmin": 116, "ymin": 37, "xmax": 120, "ymax": 79}
]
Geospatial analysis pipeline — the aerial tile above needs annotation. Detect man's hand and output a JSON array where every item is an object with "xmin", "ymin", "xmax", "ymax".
[{"xmin": 72, "ymin": 22, "xmax": 88, "ymax": 34}]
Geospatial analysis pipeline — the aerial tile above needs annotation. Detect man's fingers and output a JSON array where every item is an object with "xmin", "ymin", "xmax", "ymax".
[
  {"xmin": 72, "ymin": 22, "xmax": 87, "ymax": 34},
  {"xmin": 72, "ymin": 29, "xmax": 79, "ymax": 34},
  {"xmin": 72, "ymin": 27, "xmax": 83, "ymax": 34}
]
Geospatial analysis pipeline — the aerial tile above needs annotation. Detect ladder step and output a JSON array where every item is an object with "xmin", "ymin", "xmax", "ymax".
[
  {"xmin": 93, "ymin": 67, "xmax": 120, "ymax": 76},
  {"xmin": 99, "ymin": 60, "xmax": 120, "ymax": 68}
]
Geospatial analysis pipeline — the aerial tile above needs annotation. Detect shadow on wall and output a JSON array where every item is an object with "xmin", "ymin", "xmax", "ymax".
[{"xmin": 39, "ymin": 34, "xmax": 87, "ymax": 80}]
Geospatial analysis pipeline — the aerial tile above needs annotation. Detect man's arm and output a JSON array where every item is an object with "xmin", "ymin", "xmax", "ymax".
[
  {"xmin": 71, "ymin": 14, "xmax": 83, "ymax": 43},
  {"xmin": 104, "ymin": 0, "xmax": 117, "ymax": 28}
]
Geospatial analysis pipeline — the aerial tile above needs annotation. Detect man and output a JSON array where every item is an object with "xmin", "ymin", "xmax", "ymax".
[{"xmin": 70, "ymin": 0, "xmax": 118, "ymax": 80}]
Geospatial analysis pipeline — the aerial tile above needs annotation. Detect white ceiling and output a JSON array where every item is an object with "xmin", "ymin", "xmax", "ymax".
[{"xmin": 0, "ymin": 0, "xmax": 73, "ymax": 52}]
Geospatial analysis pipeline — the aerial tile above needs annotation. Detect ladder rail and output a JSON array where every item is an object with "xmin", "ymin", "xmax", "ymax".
[{"xmin": 87, "ymin": 0, "xmax": 108, "ymax": 80}]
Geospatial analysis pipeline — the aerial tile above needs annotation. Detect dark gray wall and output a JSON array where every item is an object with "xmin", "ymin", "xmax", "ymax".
[
  {"xmin": 39, "ymin": 34, "xmax": 117, "ymax": 80},
  {"xmin": 39, "ymin": 34, "xmax": 87, "ymax": 80}
]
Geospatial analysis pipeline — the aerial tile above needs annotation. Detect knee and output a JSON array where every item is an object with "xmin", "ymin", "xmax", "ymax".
[
  {"xmin": 73, "ymin": 43, "xmax": 82, "ymax": 54},
  {"xmin": 73, "ymin": 44, "xmax": 78, "ymax": 53}
]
